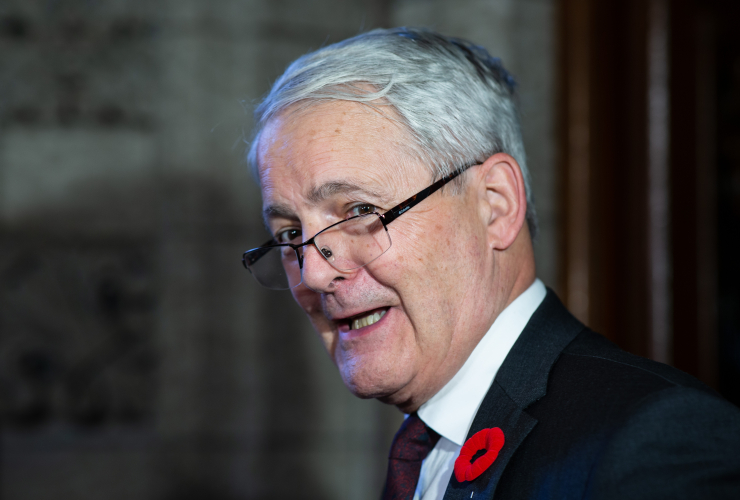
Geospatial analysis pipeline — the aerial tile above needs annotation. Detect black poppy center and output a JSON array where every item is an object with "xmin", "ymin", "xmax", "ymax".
[{"xmin": 471, "ymin": 447, "xmax": 487, "ymax": 463}]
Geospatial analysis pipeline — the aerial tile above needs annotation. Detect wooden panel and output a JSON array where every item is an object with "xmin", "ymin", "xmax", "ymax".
[
  {"xmin": 558, "ymin": 0, "xmax": 725, "ymax": 389},
  {"xmin": 559, "ymin": 0, "xmax": 592, "ymax": 325},
  {"xmin": 559, "ymin": 0, "xmax": 652, "ymax": 358}
]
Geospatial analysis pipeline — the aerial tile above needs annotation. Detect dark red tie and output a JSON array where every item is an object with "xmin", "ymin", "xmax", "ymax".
[{"xmin": 382, "ymin": 413, "xmax": 441, "ymax": 500}]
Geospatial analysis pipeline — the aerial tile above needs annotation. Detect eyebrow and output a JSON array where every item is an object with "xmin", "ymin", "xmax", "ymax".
[
  {"xmin": 262, "ymin": 179, "xmax": 391, "ymax": 225},
  {"xmin": 306, "ymin": 180, "xmax": 388, "ymax": 205},
  {"xmin": 262, "ymin": 203, "xmax": 298, "ymax": 230}
]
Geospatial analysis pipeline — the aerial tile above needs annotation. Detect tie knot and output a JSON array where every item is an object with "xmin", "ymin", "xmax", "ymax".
[{"xmin": 389, "ymin": 413, "xmax": 441, "ymax": 461}]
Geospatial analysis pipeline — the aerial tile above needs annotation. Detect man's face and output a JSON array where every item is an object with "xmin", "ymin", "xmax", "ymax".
[{"xmin": 257, "ymin": 101, "xmax": 497, "ymax": 408}]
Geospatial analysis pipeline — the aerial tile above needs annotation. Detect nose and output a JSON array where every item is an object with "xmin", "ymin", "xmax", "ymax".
[{"xmin": 300, "ymin": 243, "xmax": 347, "ymax": 292}]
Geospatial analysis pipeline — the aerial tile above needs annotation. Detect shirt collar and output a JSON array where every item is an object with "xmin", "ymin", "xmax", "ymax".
[{"xmin": 417, "ymin": 279, "xmax": 547, "ymax": 446}]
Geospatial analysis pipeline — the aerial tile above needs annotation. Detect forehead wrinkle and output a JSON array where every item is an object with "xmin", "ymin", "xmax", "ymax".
[{"xmin": 306, "ymin": 180, "xmax": 390, "ymax": 205}]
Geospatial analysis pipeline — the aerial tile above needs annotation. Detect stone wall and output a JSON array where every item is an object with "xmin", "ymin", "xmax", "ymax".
[{"xmin": 0, "ymin": 1, "xmax": 556, "ymax": 498}]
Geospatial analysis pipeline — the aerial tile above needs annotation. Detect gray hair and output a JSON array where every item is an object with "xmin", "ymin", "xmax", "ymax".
[{"xmin": 247, "ymin": 27, "xmax": 537, "ymax": 238}]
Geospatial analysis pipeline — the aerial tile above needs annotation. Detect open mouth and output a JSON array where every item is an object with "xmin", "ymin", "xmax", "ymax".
[{"xmin": 346, "ymin": 307, "xmax": 388, "ymax": 330}]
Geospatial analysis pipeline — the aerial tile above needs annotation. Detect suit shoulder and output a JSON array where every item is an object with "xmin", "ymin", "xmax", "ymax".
[
  {"xmin": 561, "ymin": 332, "xmax": 740, "ymax": 497},
  {"xmin": 588, "ymin": 385, "xmax": 740, "ymax": 499},
  {"xmin": 526, "ymin": 329, "xmax": 727, "ymax": 430},
  {"xmin": 561, "ymin": 329, "xmax": 713, "ymax": 394}
]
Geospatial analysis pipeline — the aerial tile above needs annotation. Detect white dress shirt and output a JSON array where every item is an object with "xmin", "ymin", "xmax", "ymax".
[{"xmin": 413, "ymin": 279, "xmax": 547, "ymax": 500}]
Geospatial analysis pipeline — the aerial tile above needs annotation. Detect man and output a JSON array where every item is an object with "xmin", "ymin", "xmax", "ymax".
[{"xmin": 243, "ymin": 28, "xmax": 740, "ymax": 499}]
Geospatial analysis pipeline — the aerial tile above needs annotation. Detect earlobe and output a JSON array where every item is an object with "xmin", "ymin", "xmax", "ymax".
[{"xmin": 478, "ymin": 153, "xmax": 527, "ymax": 251}]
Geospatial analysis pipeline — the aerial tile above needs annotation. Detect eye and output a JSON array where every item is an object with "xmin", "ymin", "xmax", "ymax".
[
  {"xmin": 275, "ymin": 227, "xmax": 302, "ymax": 244},
  {"xmin": 348, "ymin": 203, "xmax": 377, "ymax": 218}
]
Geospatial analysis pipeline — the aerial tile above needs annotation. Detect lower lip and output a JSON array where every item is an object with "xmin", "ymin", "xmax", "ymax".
[{"xmin": 338, "ymin": 308, "xmax": 390, "ymax": 341}]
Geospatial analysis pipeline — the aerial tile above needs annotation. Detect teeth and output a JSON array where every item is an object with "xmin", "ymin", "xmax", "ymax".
[{"xmin": 351, "ymin": 310, "xmax": 386, "ymax": 330}]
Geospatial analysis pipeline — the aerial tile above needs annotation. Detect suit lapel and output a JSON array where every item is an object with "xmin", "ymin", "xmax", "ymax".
[
  {"xmin": 442, "ymin": 290, "xmax": 585, "ymax": 500},
  {"xmin": 442, "ymin": 382, "xmax": 537, "ymax": 500}
]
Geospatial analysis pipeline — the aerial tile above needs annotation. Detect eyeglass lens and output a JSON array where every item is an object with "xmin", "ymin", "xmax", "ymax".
[{"xmin": 244, "ymin": 213, "xmax": 392, "ymax": 290}]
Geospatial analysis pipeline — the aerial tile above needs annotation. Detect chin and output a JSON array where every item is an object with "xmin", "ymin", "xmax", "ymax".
[{"xmin": 337, "ymin": 355, "xmax": 412, "ymax": 401}]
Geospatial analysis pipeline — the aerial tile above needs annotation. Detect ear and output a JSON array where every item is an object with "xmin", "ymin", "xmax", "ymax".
[{"xmin": 476, "ymin": 153, "xmax": 528, "ymax": 250}]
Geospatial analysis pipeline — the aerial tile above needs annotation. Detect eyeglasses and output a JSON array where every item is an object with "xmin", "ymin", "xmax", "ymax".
[{"xmin": 242, "ymin": 163, "xmax": 477, "ymax": 290}]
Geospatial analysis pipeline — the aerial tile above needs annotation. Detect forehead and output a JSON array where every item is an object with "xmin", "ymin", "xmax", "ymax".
[{"xmin": 256, "ymin": 101, "xmax": 424, "ymax": 207}]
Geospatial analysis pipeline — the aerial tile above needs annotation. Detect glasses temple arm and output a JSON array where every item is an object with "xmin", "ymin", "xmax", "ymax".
[{"xmin": 381, "ymin": 164, "xmax": 473, "ymax": 225}]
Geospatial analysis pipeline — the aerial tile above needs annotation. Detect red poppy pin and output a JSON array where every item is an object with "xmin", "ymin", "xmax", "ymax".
[{"xmin": 454, "ymin": 427, "xmax": 505, "ymax": 482}]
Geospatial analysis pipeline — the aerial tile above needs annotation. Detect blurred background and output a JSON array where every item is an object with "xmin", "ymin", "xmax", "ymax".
[{"xmin": 0, "ymin": 0, "xmax": 737, "ymax": 499}]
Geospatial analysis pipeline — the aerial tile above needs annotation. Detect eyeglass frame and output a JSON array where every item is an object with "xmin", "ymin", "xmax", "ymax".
[{"xmin": 242, "ymin": 162, "xmax": 479, "ymax": 284}]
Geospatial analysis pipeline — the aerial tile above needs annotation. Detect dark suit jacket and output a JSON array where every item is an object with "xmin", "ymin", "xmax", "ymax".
[{"xmin": 442, "ymin": 289, "xmax": 740, "ymax": 499}]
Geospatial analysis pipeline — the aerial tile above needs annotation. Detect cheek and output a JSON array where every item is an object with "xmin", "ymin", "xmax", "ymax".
[
  {"xmin": 385, "ymin": 211, "xmax": 482, "ymax": 318},
  {"xmin": 377, "ymin": 233, "xmax": 451, "ymax": 325},
  {"xmin": 392, "ymin": 213, "xmax": 474, "ymax": 277}
]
